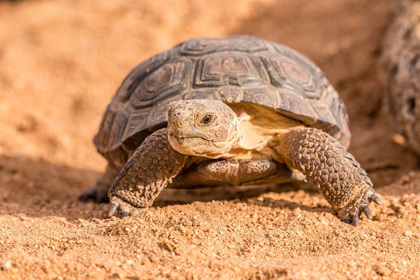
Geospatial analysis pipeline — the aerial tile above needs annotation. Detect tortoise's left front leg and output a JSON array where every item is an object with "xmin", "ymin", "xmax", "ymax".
[
  {"xmin": 279, "ymin": 127, "xmax": 381, "ymax": 226},
  {"xmin": 108, "ymin": 128, "xmax": 188, "ymax": 217}
]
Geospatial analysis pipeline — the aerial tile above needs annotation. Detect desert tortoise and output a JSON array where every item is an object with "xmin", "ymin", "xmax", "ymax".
[
  {"xmin": 382, "ymin": 0, "xmax": 420, "ymax": 155},
  {"xmin": 80, "ymin": 36, "xmax": 380, "ymax": 226}
]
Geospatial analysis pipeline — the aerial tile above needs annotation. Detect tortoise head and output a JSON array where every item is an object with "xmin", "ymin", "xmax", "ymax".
[{"xmin": 167, "ymin": 99, "xmax": 241, "ymax": 158}]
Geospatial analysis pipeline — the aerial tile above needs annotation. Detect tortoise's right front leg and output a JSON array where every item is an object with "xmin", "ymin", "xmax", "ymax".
[{"xmin": 108, "ymin": 128, "xmax": 188, "ymax": 217}]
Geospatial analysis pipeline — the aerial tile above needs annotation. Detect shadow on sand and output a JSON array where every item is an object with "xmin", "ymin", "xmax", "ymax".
[
  {"xmin": 0, "ymin": 155, "xmax": 329, "ymax": 220},
  {"xmin": 1, "ymin": 154, "xmax": 418, "ymax": 221}
]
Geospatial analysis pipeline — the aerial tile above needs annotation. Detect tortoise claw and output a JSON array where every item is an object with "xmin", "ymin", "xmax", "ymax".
[
  {"xmin": 343, "ymin": 217, "xmax": 352, "ymax": 225},
  {"xmin": 369, "ymin": 193, "xmax": 382, "ymax": 205},
  {"xmin": 351, "ymin": 214, "xmax": 360, "ymax": 227},
  {"xmin": 338, "ymin": 210, "xmax": 361, "ymax": 227},
  {"xmin": 337, "ymin": 189, "xmax": 381, "ymax": 226},
  {"xmin": 108, "ymin": 196, "xmax": 147, "ymax": 217},
  {"xmin": 361, "ymin": 204, "xmax": 373, "ymax": 220},
  {"xmin": 121, "ymin": 210, "xmax": 130, "ymax": 217},
  {"xmin": 109, "ymin": 203, "xmax": 118, "ymax": 217}
]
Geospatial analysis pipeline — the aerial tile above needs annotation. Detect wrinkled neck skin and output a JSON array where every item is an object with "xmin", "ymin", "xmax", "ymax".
[{"xmin": 167, "ymin": 99, "xmax": 242, "ymax": 159}]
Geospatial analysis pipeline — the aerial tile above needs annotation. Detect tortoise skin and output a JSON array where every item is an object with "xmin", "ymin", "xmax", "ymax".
[{"xmin": 94, "ymin": 36, "xmax": 351, "ymax": 171}]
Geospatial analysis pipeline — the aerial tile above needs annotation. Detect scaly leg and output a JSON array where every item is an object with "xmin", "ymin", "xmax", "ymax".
[
  {"xmin": 108, "ymin": 128, "xmax": 188, "ymax": 217},
  {"xmin": 279, "ymin": 127, "xmax": 381, "ymax": 226}
]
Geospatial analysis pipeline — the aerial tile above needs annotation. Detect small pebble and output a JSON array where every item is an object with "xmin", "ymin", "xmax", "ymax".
[
  {"xmin": 0, "ymin": 260, "xmax": 11, "ymax": 270},
  {"xmin": 162, "ymin": 241, "xmax": 175, "ymax": 252},
  {"xmin": 404, "ymin": 231, "xmax": 413, "ymax": 237},
  {"xmin": 292, "ymin": 207, "xmax": 301, "ymax": 217},
  {"xmin": 376, "ymin": 265, "xmax": 391, "ymax": 276}
]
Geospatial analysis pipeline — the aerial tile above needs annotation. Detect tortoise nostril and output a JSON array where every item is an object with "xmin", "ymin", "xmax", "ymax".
[{"xmin": 407, "ymin": 97, "xmax": 416, "ymax": 116}]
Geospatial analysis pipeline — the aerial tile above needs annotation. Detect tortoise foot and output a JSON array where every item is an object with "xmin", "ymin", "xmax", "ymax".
[
  {"xmin": 108, "ymin": 196, "xmax": 148, "ymax": 217},
  {"xmin": 78, "ymin": 185, "xmax": 110, "ymax": 203},
  {"xmin": 336, "ymin": 188, "xmax": 382, "ymax": 226},
  {"xmin": 79, "ymin": 165, "xmax": 118, "ymax": 204}
]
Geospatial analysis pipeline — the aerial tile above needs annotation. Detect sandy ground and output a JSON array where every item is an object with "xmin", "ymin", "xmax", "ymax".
[{"xmin": 0, "ymin": 0, "xmax": 420, "ymax": 279}]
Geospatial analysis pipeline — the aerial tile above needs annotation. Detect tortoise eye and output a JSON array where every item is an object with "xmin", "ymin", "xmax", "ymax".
[{"xmin": 201, "ymin": 115, "xmax": 214, "ymax": 125}]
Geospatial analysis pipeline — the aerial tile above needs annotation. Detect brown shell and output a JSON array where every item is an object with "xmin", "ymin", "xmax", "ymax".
[{"xmin": 94, "ymin": 36, "xmax": 351, "ymax": 169}]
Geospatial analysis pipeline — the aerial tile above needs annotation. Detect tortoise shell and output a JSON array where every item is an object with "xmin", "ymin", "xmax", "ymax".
[{"xmin": 94, "ymin": 36, "xmax": 351, "ymax": 170}]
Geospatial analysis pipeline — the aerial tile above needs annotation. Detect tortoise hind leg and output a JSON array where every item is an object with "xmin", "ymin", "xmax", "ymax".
[
  {"xmin": 278, "ymin": 127, "xmax": 381, "ymax": 226},
  {"xmin": 78, "ymin": 165, "xmax": 118, "ymax": 203}
]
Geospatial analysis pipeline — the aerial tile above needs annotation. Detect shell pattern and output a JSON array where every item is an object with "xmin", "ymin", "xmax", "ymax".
[{"xmin": 94, "ymin": 36, "xmax": 351, "ymax": 170}]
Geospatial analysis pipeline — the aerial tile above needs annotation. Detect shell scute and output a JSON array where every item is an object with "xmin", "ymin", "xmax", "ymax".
[{"xmin": 95, "ymin": 36, "xmax": 350, "ymax": 161}]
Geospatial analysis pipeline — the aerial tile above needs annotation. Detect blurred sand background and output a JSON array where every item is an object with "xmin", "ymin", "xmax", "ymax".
[{"xmin": 0, "ymin": 0, "xmax": 419, "ymax": 279}]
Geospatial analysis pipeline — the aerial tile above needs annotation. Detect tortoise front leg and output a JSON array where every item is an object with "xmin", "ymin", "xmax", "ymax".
[
  {"xmin": 108, "ymin": 128, "xmax": 188, "ymax": 217},
  {"xmin": 279, "ymin": 127, "xmax": 381, "ymax": 226}
]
